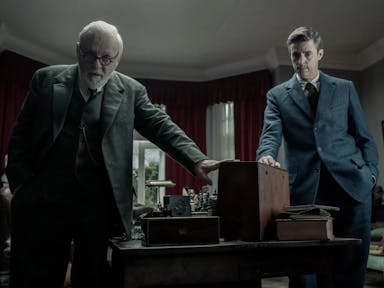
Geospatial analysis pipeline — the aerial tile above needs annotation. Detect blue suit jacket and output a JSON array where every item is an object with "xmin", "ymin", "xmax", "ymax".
[{"xmin": 257, "ymin": 72, "xmax": 378, "ymax": 204}]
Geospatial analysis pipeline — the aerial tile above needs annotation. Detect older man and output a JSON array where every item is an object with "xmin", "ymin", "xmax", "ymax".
[{"xmin": 7, "ymin": 20, "xmax": 220, "ymax": 288}]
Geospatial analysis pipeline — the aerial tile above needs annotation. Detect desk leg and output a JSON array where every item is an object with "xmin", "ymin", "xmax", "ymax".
[
  {"xmin": 317, "ymin": 247, "xmax": 335, "ymax": 288},
  {"xmin": 111, "ymin": 251, "xmax": 124, "ymax": 288},
  {"xmin": 317, "ymin": 274, "xmax": 333, "ymax": 288}
]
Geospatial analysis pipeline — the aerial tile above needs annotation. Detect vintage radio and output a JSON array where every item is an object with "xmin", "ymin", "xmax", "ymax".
[
  {"xmin": 141, "ymin": 216, "xmax": 220, "ymax": 246},
  {"xmin": 217, "ymin": 161, "xmax": 290, "ymax": 241}
]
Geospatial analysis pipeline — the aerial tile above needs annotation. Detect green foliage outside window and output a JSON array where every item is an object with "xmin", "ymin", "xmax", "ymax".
[{"xmin": 132, "ymin": 161, "xmax": 159, "ymax": 207}]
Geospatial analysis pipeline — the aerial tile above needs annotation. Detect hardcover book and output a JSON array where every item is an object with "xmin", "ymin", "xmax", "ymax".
[
  {"xmin": 275, "ymin": 205, "xmax": 337, "ymax": 240},
  {"xmin": 276, "ymin": 218, "xmax": 334, "ymax": 241}
]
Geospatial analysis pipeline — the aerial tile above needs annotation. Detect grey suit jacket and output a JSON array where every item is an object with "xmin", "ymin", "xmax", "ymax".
[
  {"xmin": 7, "ymin": 64, "xmax": 207, "ymax": 235},
  {"xmin": 257, "ymin": 72, "xmax": 378, "ymax": 204}
]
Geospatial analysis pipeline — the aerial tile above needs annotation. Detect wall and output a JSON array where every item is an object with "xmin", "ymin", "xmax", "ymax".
[
  {"xmin": 360, "ymin": 59, "xmax": 384, "ymax": 187},
  {"xmin": 271, "ymin": 64, "xmax": 384, "ymax": 187}
]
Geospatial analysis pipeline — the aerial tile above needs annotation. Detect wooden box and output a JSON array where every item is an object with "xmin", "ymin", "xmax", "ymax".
[
  {"xmin": 217, "ymin": 162, "xmax": 290, "ymax": 241},
  {"xmin": 141, "ymin": 216, "xmax": 220, "ymax": 246}
]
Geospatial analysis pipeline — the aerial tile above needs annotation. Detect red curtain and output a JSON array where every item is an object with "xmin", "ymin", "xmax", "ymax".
[
  {"xmin": 139, "ymin": 79, "xmax": 208, "ymax": 194},
  {"xmin": 140, "ymin": 70, "xmax": 272, "ymax": 193},
  {"xmin": 208, "ymin": 70, "xmax": 272, "ymax": 161},
  {"xmin": 0, "ymin": 51, "xmax": 46, "ymax": 173}
]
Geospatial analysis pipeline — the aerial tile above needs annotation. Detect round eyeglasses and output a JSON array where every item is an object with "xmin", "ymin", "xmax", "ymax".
[{"xmin": 79, "ymin": 46, "xmax": 119, "ymax": 66}]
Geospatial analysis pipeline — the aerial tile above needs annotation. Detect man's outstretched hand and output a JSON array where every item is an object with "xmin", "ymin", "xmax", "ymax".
[
  {"xmin": 194, "ymin": 159, "xmax": 237, "ymax": 185},
  {"xmin": 258, "ymin": 155, "xmax": 281, "ymax": 168}
]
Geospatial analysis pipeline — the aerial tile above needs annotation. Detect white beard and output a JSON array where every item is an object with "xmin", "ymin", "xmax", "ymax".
[{"xmin": 85, "ymin": 72, "xmax": 111, "ymax": 90}]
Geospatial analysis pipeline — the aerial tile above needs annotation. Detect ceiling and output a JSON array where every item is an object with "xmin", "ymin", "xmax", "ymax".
[{"xmin": 1, "ymin": 0, "xmax": 384, "ymax": 81}]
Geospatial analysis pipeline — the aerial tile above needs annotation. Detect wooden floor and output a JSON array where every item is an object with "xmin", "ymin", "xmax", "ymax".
[{"xmin": 262, "ymin": 269, "xmax": 384, "ymax": 288}]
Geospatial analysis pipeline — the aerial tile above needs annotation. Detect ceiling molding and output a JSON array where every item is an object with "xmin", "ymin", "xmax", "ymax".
[
  {"xmin": 267, "ymin": 40, "xmax": 384, "ymax": 72},
  {"xmin": 268, "ymin": 46, "xmax": 361, "ymax": 71},
  {"xmin": 358, "ymin": 37, "xmax": 384, "ymax": 70},
  {"xmin": 119, "ymin": 61, "xmax": 205, "ymax": 82},
  {"xmin": 0, "ymin": 21, "xmax": 6, "ymax": 49},
  {"xmin": 3, "ymin": 33, "xmax": 74, "ymax": 66},
  {"xmin": 2, "ymin": 29, "xmax": 384, "ymax": 81},
  {"xmin": 203, "ymin": 56, "xmax": 267, "ymax": 81}
]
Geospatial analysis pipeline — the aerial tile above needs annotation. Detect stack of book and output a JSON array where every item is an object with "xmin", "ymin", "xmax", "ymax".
[{"xmin": 275, "ymin": 204, "xmax": 339, "ymax": 241}]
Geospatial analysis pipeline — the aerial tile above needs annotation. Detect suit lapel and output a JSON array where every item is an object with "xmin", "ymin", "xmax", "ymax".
[
  {"xmin": 52, "ymin": 65, "xmax": 78, "ymax": 140},
  {"xmin": 286, "ymin": 76, "xmax": 314, "ymax": 119},
  {"xmin": 100, "ymin": 72, "xmax": 125, "ymax": 136},
  {"xmin": 317, "ymin": 72, "xmax": 336, "ymax": 113},
  {"xmin": 286, "ymin": 73, "xmax": 336, "ymax": 121}
]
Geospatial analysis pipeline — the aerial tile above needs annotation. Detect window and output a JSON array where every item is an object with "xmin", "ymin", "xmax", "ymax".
[
  {"xmin": 206, "ymin": 101, "xmax": 235, "ymax": 193},
  {"xmin": 132, "ymin": 139, "xmax": 165, "ymax": 207},
  {"xmin": 132, "ymin": 104, "xmax": 166, "ymax": 207}
]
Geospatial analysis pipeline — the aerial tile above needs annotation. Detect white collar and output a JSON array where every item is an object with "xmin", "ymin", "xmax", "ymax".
[
  {"xmin": 78, "ymin": 77, "xmax": 104, "ymax": 102},
  {"xmin": 296, "ymin": 72, "xmax": 320, "ymax": 91}
]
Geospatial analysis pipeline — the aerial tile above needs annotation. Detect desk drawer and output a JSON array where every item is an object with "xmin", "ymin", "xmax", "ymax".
[{"xmin": 141, "ymin": 216, "xmax": 220, "ymax": 246}]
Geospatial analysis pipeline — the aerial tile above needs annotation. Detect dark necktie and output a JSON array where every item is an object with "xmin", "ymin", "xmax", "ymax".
[
  {"xmin": 305, "ymin": 82, "xmax": 318, "ymax": 113},
  {"xmin": 88, "ymin": 89, "xmax": 98, "ymax": 101}
]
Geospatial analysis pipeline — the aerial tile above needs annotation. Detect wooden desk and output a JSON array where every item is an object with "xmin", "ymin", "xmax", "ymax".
[{"xmin": 109, "ymin": 238, "xmax": 360, "ymax": 288}]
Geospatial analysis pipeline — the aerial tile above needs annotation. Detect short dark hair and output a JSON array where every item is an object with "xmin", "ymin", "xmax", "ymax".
[{"xmin": 286, "ymin": 26, "xmax": 323, "ymax": 51}]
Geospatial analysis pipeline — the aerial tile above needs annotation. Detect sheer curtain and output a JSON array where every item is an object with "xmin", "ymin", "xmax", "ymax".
[
  {"xmin": 206, "ymin": 102, "xmax": 235, "ymax": 194},
  {"xmin": 208, "ymin": 70, "xmax": 272, "ymax": 161}
]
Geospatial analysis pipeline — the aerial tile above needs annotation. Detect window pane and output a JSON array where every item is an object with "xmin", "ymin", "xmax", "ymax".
[
  {"xmin": 132, "ymin": 139, "xmax": 165, "ymax": 207},
  {"xmin": 144, "ymin": 148, "xmax": 160, "ymax": 207}
]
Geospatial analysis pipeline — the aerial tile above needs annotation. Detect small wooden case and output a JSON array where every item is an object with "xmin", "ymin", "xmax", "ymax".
[
  {"xmin": 141, "ymin": 216, "xmax": 220, "ymax": 246},
  {"xmin": 217, "ymin": 162, "xmax": 290, "ymax": 241}
]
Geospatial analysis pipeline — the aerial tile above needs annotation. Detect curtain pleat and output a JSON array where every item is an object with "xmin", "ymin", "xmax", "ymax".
[
  {"xmin": 0, "ymin": 51, "xmax": 46, "ymax": 173},
  {"xmin": 140, "ymin": 71, "xmax": 272, "ymax": 192},
  {"xmin": 139, "ymin": 79, "xmax": 208, "ymax": 194},
  {"xmin": 208, "ymin": 71, "xmax": 272, "ymax": 161}
]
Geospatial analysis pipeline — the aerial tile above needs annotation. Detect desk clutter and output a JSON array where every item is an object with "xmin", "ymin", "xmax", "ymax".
[
  {"xmin": 132, "ymin": 162, "xmax": 340, "ymax": 247},
  {"xmin": 134, "ymin": 188, "xmax": 220, "ymax": 246}
]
